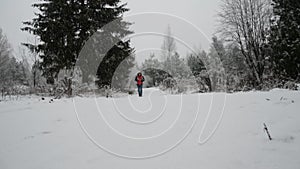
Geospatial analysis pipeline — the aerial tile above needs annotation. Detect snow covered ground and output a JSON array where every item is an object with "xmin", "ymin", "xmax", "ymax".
[{"xmin": 0, "ymin": 88, "xmax": 300, "ymax": 169}]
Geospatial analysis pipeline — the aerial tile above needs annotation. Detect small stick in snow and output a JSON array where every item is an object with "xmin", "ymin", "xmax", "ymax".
[{"xmin": 263, "ymin": 123, "xmax": 272, "ymax": 141}]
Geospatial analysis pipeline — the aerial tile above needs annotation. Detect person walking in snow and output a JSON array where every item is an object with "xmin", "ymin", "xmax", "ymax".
[{"xmin": 135, "ymin": 72, "xmax": 145, "ymax": 97}]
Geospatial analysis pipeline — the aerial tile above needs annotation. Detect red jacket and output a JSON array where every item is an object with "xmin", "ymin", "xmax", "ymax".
[{"xmin": 135, "ymin": 74, "xmax": 145, "ymax": 86}]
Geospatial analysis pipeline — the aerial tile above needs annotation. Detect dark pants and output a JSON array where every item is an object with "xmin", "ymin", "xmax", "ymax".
[{"xmin": 137, "ymin": 85, "xmax": 143, "ymax": 97}]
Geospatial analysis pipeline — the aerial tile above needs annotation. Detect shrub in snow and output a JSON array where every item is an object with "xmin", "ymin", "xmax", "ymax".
[{"xmin": 283, "ymin": 81, "xmax": 298, "ymax": 90}]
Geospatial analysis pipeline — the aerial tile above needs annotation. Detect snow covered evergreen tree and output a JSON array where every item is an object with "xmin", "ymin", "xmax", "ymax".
[
  {"xmin": 96, "ymin": 41, "xmax": 134, "ymax": 89},
  {"xmin": 207, "ymin": 39, "xmax": 226, "ymax": 92},
  {"xmin": 211, "ymin": 37, "xmax": 249, "ymax": 91},
  {"xmin": 1, "ymin": 28, "xmax": 30, "ymax": 93},
  {"xmin": 22, "ymin": 0, "xmax": 133, "ymax": 95},
  {"xmin": 162, "ymin": 52, "xmax": 189, "ymax": 78},
  {"xmin": 268, "ymin": 0, "xmax": 300, "ymax": 82},
  {"xmin": 224, "ymin": 42, "xmax": 249, "ymax": 91},
  {"xmin": 0, "ymin": 28, "xmax": 12, "ymax": 89},
  {"xmin": 187, "ymin": 51, "xmax": 211, "ymax": 92},
  {"xmin": 142, "ymin": 53, "xmax": 162, "ymax": 87},
  {"xmin": 142, "ymin": 53, "xmax": 161, "ymax": 70}
]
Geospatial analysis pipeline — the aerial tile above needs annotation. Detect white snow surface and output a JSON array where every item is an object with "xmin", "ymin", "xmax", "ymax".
[{"xmin": 0, "ymin": 88, "xmax": 300, "ymax": 169}]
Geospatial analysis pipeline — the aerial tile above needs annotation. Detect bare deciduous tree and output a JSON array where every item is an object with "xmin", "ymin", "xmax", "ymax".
[{"xmin": 217, "ymin": 0, "xmax": 272, "ymax": 88}]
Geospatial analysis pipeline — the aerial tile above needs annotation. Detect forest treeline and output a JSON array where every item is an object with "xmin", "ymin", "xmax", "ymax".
[{"xmin": 0, "ymin": 0, "xmax": 299, "ymax": 98}]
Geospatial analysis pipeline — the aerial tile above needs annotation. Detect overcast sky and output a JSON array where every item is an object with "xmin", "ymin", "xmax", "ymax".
[{"xmin": 0, "ymin": 0, "xmax": 221, "ymax": 61}]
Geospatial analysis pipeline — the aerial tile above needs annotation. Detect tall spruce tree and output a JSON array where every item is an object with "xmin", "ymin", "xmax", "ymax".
[
  {"xmin": 96, "ymin": 40, "xmax": 134, "ymax": 89},
  {"xmin": 22, "ymin": 0, "xmax": 133, "ymax": 94},
  {"xmin": 269, "ymin": 0, "xmax": 300, "ymax": 81}
]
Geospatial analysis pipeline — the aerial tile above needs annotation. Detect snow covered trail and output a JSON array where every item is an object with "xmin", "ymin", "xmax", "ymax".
[{"xmin": 0, "ymin": 88, "xmax": 300, "ymax": 169}]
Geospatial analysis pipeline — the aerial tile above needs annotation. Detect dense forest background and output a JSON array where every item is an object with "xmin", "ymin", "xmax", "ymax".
[{"xmin": 0, "ymin": 0, "xmax": 299, "ymax": 98}]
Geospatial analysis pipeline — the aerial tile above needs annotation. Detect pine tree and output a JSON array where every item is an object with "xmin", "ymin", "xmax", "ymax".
[
  {"xmin": 187, "ymin": 51, "xmax": 211, "ymax": 92},
  {"xmin": 162, "ymin": 52, "xmax": 188, "ymax": 78},
  {"xmin": 22, "ymin": 0, "xmax": 133, "ymax": 94},
  {"xmin": 268, "ymin": 0, "xmax": 300, "ymax": 81},
  {"xmin": 96, "ymin": 41, "xmax": 134, "ymax": 89},
  {"xmin": 142, "ymin": 53, "xmax": 161, "ymax": 70},
  {"xmin": 207, "ymin": 37, "xmax": 227, "ymax": 92},
  {"xmin": 224, "ymin": 43, "xmax": 249, "ymax": 91},
  {"xmin": 142, "ymin": 53, "xmax": 163, "ymax": 87},
  {"xmin": 211, "ymin": 37, "xmax": 249, "ymax": 91}
]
